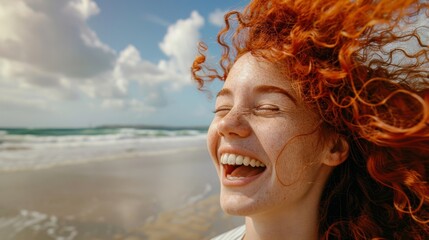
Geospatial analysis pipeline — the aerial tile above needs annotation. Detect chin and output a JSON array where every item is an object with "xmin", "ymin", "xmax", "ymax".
[{"xmin": 219, "ymin": 190, "xmax": 259, "ymax": 216}]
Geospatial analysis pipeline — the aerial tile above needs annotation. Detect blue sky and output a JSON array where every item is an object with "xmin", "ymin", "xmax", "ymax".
[{"xmin": 0, "ymin": 0, "xmax": 249, "ymax": 128}]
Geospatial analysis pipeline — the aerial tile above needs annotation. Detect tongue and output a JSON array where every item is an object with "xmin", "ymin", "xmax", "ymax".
[{"xmin": 230, "ymin": 165, "xmax": 265, "ymax": 178}]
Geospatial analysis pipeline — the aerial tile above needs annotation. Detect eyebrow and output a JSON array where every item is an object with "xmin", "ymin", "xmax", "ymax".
[
  {"xmin": 216, "ymin": 88, "xmax": 232, "ymax": 98},
  {"xmin": 254, "ymin": 85, "xmax": 297, "ymax": 104},
  {"xmin": 216, "ymin": 85, "xmax": 297, "ymax": 104}
]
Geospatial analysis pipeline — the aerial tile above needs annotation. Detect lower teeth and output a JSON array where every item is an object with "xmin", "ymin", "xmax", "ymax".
[{"xmin": 226, "ymin": 175, "xmax": 246, "ymax": 180}]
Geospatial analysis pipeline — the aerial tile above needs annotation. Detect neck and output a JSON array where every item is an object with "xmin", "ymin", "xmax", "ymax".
[
  {"xmin": 242, "ymin": 163, "xmax": 334, "ymax": 240},
  {"xmin": 244, "ymin": 199, "xmax": 320, "ymax": 240}
]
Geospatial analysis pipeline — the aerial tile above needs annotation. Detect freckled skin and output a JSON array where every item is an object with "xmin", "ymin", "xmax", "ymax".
[{"xmin": 207, "ymin": 53, "xmax": 336, "ymax": 238}]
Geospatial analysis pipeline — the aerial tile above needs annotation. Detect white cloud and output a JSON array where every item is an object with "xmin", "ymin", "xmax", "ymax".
[
  {"xmin": 115, "ymin": 45, "xmax": 165, "ymax": 87},
  {"xmin": 112, "ymin": 11, "xmax": 205, "ymax": 97},
  {"xmin": 101, "ymin": 98, "xmax": 126, "ymax": 109},
  {"xmin": 209, "ymin": 8, "xmax": 227, "ymax": 27},
  {"xmin": 0, "ymin": 87, "xmax": 53, "ymax": 111},
  {"xmin": 0, "ymin": 0, "xmax": 118, "ymax": 117},
  {"xmin": 159, "ymin": 11, "xmax": 204, "ymax": 79},
  {"xmin": 0, "ymin": 0, "xmax": 206, "ymax": 123},
  {"xmin": 101, "ymin": 98, "xmax": 155, "ymax": 112},
  {"xmin": 0, "ymin": 0, "xmax": 115, "ymax": 80},
  {"xmin": 67, "ymin": 0, "xmax": 100, "ymax": 20}
]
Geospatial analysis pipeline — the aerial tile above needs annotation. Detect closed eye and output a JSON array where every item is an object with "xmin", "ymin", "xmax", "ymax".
[
  {"xmin": 213, "ymin": 106, "xmax": 232, "ymax": 116},
  {"xmin": 253, "ymin": 105, "xmax": 281, "ymax": 115}
]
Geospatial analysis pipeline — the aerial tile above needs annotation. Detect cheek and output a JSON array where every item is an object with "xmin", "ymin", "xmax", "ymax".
[
  {"xmin": 254, "ymin": 122, "xmax": 292, "ymax": 159},
  {"xmin": 207, "ymin": 120, "xmax": 220, "ymax": 167},
  {"xmin": 254, "ymin": 118, "xmax": 323, "ymax": 182},
  {"xmin": 275, "ymin": 134, "xmax": 326, "ymax": 186}
]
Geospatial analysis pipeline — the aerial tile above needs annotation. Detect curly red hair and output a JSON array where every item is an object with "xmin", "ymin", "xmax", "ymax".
[{"xmin": 192, "ymin": 0, "xmax": 429, "ymax": 239}]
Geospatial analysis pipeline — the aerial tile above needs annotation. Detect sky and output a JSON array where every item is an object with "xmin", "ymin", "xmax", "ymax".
[{"xmin": 0, "ymin": 0, "xmax": 249, "ymax": 128}]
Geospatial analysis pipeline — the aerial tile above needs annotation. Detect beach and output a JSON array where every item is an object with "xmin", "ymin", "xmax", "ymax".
[{"xmin": 0, "ymin": 129, "xmax": 243, "ymax": 240}]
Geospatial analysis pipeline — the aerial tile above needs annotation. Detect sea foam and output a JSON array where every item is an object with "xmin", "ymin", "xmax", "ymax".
[{"xmin": 0, "ymin": 128, "xmax": 207, "ymax": 172}]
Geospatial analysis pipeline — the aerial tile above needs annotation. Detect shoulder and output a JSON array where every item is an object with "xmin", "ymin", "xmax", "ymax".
[{"xmin": 211, "ymin": 225, "xmax": 246, "ymax": 240}]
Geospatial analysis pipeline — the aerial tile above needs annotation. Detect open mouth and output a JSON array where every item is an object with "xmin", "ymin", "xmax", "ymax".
[{"xmin": 220, "ymin": 153, "xmax": 266, "ymax": 180}]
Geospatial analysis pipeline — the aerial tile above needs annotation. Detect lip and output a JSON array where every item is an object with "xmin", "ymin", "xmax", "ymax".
[
  {"xmin": 217, "ymin": 149, "xmax": 267, "ymax": 187},
  {"xmin": 221, "ymin": 165, "xmax": 266, "ymax": 186}
]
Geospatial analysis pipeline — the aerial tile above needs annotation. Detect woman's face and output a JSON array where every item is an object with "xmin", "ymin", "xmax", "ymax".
[{"xmin": 207, "ymin": 53, "xmax": 334, "ymax": 217}]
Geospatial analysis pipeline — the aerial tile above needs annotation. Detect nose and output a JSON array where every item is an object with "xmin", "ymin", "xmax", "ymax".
[{"xmin": 216, "ymin": 110, "xmax": 251, "ymax": 138}]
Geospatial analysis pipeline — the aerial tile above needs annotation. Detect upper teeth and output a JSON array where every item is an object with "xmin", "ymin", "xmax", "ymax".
[{"xmin": 220, "ymin": 153, "xmax": 265, "ymax": 167}]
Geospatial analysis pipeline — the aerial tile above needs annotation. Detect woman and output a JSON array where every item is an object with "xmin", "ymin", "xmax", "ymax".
[{"xmin": 192, "ymin": 0, "xmax": 429, "ymax": 239}]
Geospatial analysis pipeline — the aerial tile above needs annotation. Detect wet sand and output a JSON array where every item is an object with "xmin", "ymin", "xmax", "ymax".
[{"xmin": 0, "ymin": 147, "xmax": 243, "ymax": 239}]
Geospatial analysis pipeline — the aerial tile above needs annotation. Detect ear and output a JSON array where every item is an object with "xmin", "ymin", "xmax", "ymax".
[{"xmin": 322, "ymin": 135, "xmax": 349, "ymax": 167}]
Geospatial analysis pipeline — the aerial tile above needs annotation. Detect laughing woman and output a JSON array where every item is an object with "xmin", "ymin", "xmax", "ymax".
[{"xmin": 192, "ymin": 0, "xmax": 429, "ymax": 239}]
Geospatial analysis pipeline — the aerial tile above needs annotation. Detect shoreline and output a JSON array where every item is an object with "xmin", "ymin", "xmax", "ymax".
[
  {"xmin": 0, "ymin": 134, "xmax": 208, "ymax": 172},
  {"xmin": 0, "ymin": 145, "xmax": 243, "ymax": 239}
]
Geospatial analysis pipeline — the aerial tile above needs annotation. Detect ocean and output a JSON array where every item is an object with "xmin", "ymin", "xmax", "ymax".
[
  {"xmin": 0, "ymin": 127, "xmax": 208, "ymax": 172},
  {"xmin": 0, "ymin": 126, "xmax": 245, "ymax": 240}
]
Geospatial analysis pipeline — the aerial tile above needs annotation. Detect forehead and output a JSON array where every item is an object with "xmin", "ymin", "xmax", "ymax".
[{"xmin": 222, "ymin": 53, "xmax": 294, "ymax": 94}]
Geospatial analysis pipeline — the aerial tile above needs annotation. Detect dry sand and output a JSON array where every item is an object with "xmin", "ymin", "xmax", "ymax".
[{"xmin": 0, "ymin": 147, "xmax": 242, "ymax": 240}]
